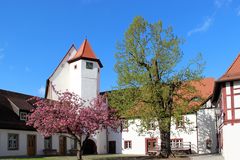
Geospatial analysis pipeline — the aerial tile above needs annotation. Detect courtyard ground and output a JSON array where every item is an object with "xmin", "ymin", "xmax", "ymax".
[
  {"xmin": 0, "ymin": 154, "xmax": 224, "ymax": 160},
  {"xmin": 189, "ymin": 154, "xmax": 224, "ymax": 160},
  {"xmin": 0, "ymin": 154, "xmax": 189, "ymax": 160}
]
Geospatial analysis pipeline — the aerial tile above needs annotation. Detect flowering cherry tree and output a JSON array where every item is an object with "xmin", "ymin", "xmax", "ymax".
[{"xmin": 27, "ymin": 90, "xmax": 121, "ymax": 160}]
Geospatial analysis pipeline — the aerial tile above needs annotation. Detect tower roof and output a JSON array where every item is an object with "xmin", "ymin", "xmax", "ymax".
[
  {"xmin": 218, "ymin": 54, "xmax": 240, "ymax": 82},
  {"xmin": 68, "ymin": 39, "xmax": 103, "ymax": 68}
]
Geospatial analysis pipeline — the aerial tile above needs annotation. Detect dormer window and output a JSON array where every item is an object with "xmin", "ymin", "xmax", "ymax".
[
  {"xmin": 176, "ymin": 116, "xmax": 184, "ymax": 128},
  {"xmin": 20, "ymin": 112, "xmax": 27, "ymax": 121},
  {"xmin": 147, "ymin": 121, "xmax": 156, "ymax": 130},
  {"xmin": 86, "ymin": 62, "xmax": 93, "ymax": 69},
  {"xmin": 191, "ymin": 96, "xmax": 201, "ymax": 102}
]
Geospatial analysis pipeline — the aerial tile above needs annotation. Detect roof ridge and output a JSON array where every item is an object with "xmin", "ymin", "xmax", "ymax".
[
  {"xmin": 0, "ymin": 89, "xmax": 33, "ymax": 98},
  {"xmin": 48, "ymin": 44, "xmax": 76, "ymax": 80},
  {"xmin": 81, "ymin": 39, "xmax": 87, "ymax": 58},
  {"xmin": 223, "ymin": 53, "xmax": 240, "ymax": 76}
]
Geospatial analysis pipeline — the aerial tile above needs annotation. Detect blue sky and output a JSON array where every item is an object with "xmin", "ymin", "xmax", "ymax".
[{"xmin": 0, "ymin": 0, "xmax": 240, "ymax": 97}]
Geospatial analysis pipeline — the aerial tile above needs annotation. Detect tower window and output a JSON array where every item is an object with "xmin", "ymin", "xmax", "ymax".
[
  {"xmin": 86, "ymin": 62, "xmax": 93, "ymax": 69},
  {"xmin": 74, "ymin": 65, "xmax": 77, "ymax": 69}
]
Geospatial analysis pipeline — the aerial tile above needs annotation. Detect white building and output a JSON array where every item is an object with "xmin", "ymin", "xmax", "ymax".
[
  {"xmin": 0, "ymin": 89, "xmax": 65, "ymax": 157},
  {"xmin": 45, "ymin": 39, "xmax": 106, "ymax": 155},
  {"xmin": 212, "ymin": 54, "xmax": 240, "ymax": 160},
  {"xmin": 1, "ymin": 39, "xmax": 238, "ymax": 159}
]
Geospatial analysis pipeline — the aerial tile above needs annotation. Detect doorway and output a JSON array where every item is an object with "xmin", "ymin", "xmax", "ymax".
[
  {"xmin": 27, "ymin": 135, "xmax": 36, "ymax": 156},
  {"xmin": 145, "ymin": 138, "xmax": 157, "ymax": 154},
  {"xmin": 59, "ymin": 136, "xmax": 67, "ymax": 155},
  {"xmin": 108, "ymin": 141, "xmax": 116, "ymax": 154},
  {"xmin": 83, "ymin": 139, "xmax": 97, "ymax": 155}
]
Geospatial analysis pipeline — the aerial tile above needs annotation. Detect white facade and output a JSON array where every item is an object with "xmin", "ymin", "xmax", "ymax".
[
  {"xmin": 215, "ymin": 80, "xmax": 240, "ymax": 160},
  {"xmin": 108, "ymin": 119, "xmax": 160, "ymax": 155},
  {"xmin": 0, "ymin": 129, "xmax": 68, "ymax": 157},
  {"xmin": 197, "ymin": 100, "xmax": 218, "ymax": 154},
  {"xmin": 171, "ymin": 114, "xmax": 198, "ymax": 153},
  {"xmin": 221, "ymin": 123, "xmax": 240, "ymax": 160},
  {"xmin": 0, "ymin": 40, "xmax": 226, "ymax": 157},
  {"xmin": 46, "ymin": 41, "xmax": 106, "ymax": 154},
  {"xmin": 46, "ymin": 45, "xmax": 77, "ymax": 100},
  {"xmin": 47, "ymin": 45, "xmax": 100, "ymax": 102}
]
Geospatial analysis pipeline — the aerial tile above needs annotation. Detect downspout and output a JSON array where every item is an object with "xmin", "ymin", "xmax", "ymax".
[
  {"xmin": 106, "ymin": 127, "xmax": 109, "ymax": 154},
  {"xmin": 196, "ymin": 111, "xmax": 199, "ymax": 154}
]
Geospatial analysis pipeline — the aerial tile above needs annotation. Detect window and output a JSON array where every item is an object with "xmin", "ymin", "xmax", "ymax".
[
  {"xmin": 44, "ymin": 136, "xmax": 52, "ymax": 149},
  {"xmin": 86, "ymin": 62, "xmax": 93, "ymax": 69},
  {"xmin": 170, "ymin": 139, "xmax": 183, "ymax": 149},
  {"xmin": 206, "ymin": 138, "xmax": 212, "ymax": 150},
  {"xmin": 176, "ymin": 116, "xmax": 184, "ymax": 128},
  {"xmin": 191, "ymin": 96, "xmax": 201, "ymax": 102},
  {"xmin": 124, "ymin": 140, "xmax": 132, "ymax": 149},
  {"xmin": 8, "ymin": 134, "xmax": 19, "ymax": 150},
  {"xmin": 121, "ymin": 120, "xmax": 128, "ymax": 132},
  {"xmin": 20, "ymin": 112, "xmax": 27, "ymax": 121},
  {"xmin": 71, "ymin": 138, "xmax": 77, "ymax": 150},
  {"xmin": 74, "ymin": 64, "xmax": 77, "ymax": 69},
  {"xmin": 147, "ymin": 121, "xmax": 156, "ymax": 130}
]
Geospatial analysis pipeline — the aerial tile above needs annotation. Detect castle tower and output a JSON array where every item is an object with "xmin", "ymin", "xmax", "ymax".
[
  {"xmin": 45, "ymin": 39, "xmax": 107, "ymax": 154},
  {"xmin": 68, "ymin": 39, "xmax": 103, "ymax": 100},
  {"xmin": 45, "ymin": 39, "xmax": 103, "ymax": 101}
]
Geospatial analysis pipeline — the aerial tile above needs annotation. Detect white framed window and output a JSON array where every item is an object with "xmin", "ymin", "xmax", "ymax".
[
  {"xmin": 44, "ymin": 136, "xmax": 52, "ymax": 149},
  {"xmin": 170, "ymin": 139, "xmax": 183, "ymax": 148},
  {"xmin": 124, "ymin": 140, "xmax": 132, "ymax": 149},
  {"xmin": 121, "ymin": 120, "xmax": 128, "ymax": 132},
  {"xmin": 8, "ymin": 134, "xmax": 19, "ymax": 150},
  {"xmin": 20, "ymin": 112, "xmax": 27, "ymax": 121}
]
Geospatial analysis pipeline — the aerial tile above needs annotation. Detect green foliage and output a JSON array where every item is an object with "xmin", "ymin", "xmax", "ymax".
[{"xmin": 109, "ymin": 16, "xmax": 204, "ymax": 143}]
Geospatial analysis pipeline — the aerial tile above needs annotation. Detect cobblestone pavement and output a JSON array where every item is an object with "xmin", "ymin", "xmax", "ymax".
[{"xmin": 190, "ymin": 154, "xmax": 224, "ymax": 160}]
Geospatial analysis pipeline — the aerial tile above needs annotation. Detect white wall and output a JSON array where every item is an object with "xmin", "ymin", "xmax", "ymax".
[
  {"xmin": 94, "ymin": 129, "xmax": 107, "ymax": 154},
  {"xmin": 197, "ymin": 107, "xmax": 218, "ymax": 154},
  {"xmin": 222, "ymin": 123, "xmax": 240, "ymax": 160},
  {"xmin": 171, "ymin": 114, "xmax": 198, "ymax": 153},
  {"xmin": 47, "ymin": 46, "xmax": 77, "ymax": 100},
  {"xmin": 108, "ymin": 119, "xmax": 160, "ymax": 155},
  {"xmin": 0, "ymin": 129, "xmax": 59, "ymax": 157},
  {"xmin": 80, "ymin": 60, "xmax": 99, "ymax": 101},
  {"xmin": 47, "ymin": 46, "xmax": 105, "ymax": 155},
  {"xmin": 69, "ymin": 60, "xmax": 82, "ymax": 97}
]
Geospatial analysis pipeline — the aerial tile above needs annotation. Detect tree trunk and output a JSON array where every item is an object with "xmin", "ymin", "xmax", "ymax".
[
  {"xmin": 160, "ymin": 129, "xmax": 171, "ymax": 158},
  {"xmin": 159, "ymin": 118, "xmax": 172, "ymax": 158},
  {"xmin": 77, "ymin": 141, "xmax": 82, "ymax": 160},
  {"xmin": 80, "ymin": 134, "xmax": 90, "ymax": 157}
]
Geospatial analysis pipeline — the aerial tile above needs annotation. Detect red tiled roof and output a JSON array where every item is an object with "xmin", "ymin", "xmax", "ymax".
[
  {"xmin": 218, "ymin": 54, "xmax": 240, "ymax": 82},
  {"xmin": 174, "ymin": 78, "xmax": 215, "ymax": 110},
  {"xmin": 190, "ymin": 78, "xmax": 215, "ymax": 99},
  {"xmin": 68, "ymin": 39, "xmax": 102, "ymax": 67}
]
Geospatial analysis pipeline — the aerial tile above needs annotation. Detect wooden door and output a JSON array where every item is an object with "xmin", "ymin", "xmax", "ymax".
[
  {"xmin": 146, "ymin": 138, "xmax": 157, "ymax": 153},
  {"xmin": 59, "ymin": 136, "xmax": 67, "ymax": 155},
  {"xmin": 108, "ymin": 141, "xmax": 116, "ymax": 154},
  {"xmin": 27, "ymin": 135, "xmax": 36, "ymax": 156}
]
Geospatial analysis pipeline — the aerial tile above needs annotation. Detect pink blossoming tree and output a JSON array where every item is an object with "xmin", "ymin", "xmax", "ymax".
[{"xmin": 27, "ymin": 90, "xmax": 121, "ymax": 160}]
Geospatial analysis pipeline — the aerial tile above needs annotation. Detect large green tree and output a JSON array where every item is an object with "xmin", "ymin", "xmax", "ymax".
[{"xmin": 109, "ymin": 16, "xmax": 204, "ymax": 158}]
